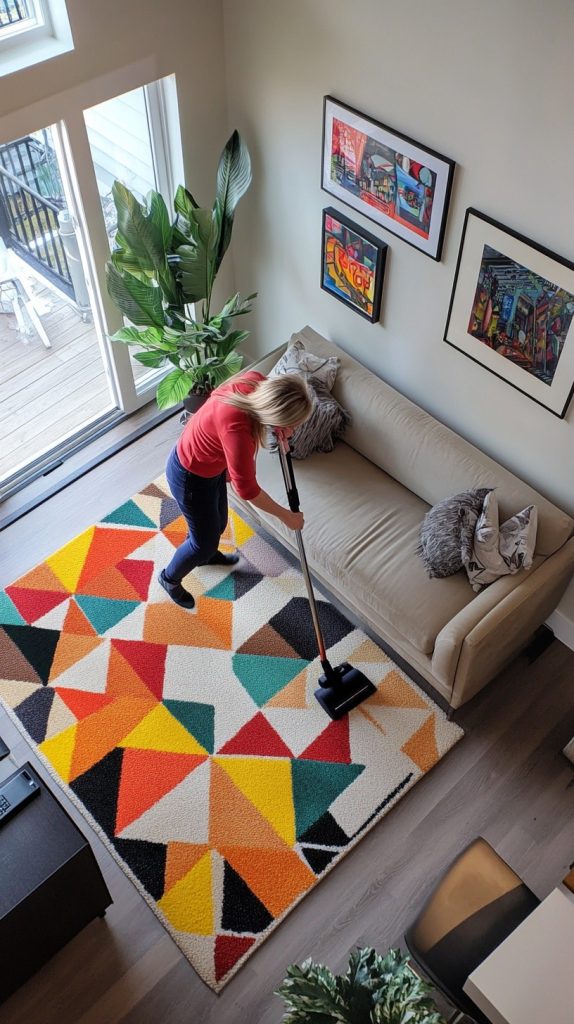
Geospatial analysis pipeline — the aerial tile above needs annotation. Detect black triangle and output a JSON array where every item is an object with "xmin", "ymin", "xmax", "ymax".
[
  {"xmin": 70, "ymin": 746, "xmax": 124, "ymax": 840},
  {"xmin": 233, "ymin": 562, "xmax": 264, "ymax": 600},
  {"xmin": 298, "ymin": 811, "xmax": 350, "ymax": 848},
  {"xmin": 113, "ymin": 836, "xmax": 168, "ymax": 902},
  {"xmin": 301, "ymin": 846, "xmax": 338, "ymax": 875},
  {"xmin": 269, "ymin": 598, "xmax": 354, "ymax": 662},
  {"xmin": 2, "ymin": 624, "xmax": 61, "ymax": 685},
  {"xmin": 15, "ymin": 686, "xmax": 56, "ymax": 743},
  {"xmin": 221, "ymin": 861, "xmax": 273, "ymax": 934}
]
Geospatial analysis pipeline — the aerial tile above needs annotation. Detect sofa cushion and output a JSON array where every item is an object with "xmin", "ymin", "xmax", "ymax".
[
  {"xmin": 289, "ymin": 376, "xmax": 351, "ymax": 459},
  {"xmin": 462, "ymin": 491, "xmax": 538, "ymax": 592},
  {"xmin": 268, "ymin": 336, "xmax": 340, "ymax": 390},
  {"xmin": 418, "ymin": 488, "xmax": 492, "ymax": 578},
  {"xmin": 251, "ymin": 442, "xmax": 478, "ymax": 655}
]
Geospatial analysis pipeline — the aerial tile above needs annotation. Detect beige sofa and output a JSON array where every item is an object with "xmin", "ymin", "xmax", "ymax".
[{"xmin": 233, "ymin": 326, "xmax": 574, "ymax": 712}]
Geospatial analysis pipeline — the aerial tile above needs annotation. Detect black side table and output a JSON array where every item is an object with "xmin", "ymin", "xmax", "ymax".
[{"xmin": 0, "ymin": 761, "xmax": 112, "ymax": 1003}]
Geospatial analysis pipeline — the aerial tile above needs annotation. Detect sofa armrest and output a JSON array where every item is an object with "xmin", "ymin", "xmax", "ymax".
[{"xmin": 432, "ymin": 538, "xmax": 574, "ymax": 708}]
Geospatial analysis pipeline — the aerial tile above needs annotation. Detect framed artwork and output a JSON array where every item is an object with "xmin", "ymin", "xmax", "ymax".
[
  {"xmin": 321, "ymin": 95, "xmax": 455, "ymax": 261},
  {"xmin": 321, "ymin": 207, "xmax": 387, "ymax": 322},
  {"xmin": 445, "ymin": 209, "xmax": 574, "ymax": 418}
]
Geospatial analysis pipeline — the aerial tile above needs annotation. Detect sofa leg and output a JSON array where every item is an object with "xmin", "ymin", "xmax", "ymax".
[
  {"xmin": 447, "ymin": 705, "xmax": 455, "ymax": 721},
  {"xmin": 525, "ymin": 624, "xmax": 555, "ymax": 663}
]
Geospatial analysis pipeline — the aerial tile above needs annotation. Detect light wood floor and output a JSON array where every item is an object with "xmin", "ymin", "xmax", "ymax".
[{"xmin": 1, "ymin": 416, "xmax": 574, "ymax": 1024}]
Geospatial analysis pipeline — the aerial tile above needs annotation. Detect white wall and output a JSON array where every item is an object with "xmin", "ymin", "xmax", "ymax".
[{"xmin": 222, "ymin": 0, "xmax": 574, "ymax": 637}]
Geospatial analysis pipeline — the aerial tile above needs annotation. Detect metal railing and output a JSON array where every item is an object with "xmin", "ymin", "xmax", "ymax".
[
  {"xmin": 0, "ymin": 163, "xmax": 74, "ymax": 297},
  {"xmin": 0, "ymin": 0, "xmax": 34, "ymax": 28}
]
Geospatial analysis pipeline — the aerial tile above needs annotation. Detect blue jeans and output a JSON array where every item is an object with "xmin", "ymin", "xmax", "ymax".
[{"xmin": 163, "ymin": 446, "xmax": 228, "ymax": 581}]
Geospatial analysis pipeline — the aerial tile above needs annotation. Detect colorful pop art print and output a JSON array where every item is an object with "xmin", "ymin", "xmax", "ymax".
[
  {"xmin": 321, "ymin": 96, "xmax": 455, "ymax": 261},
  {"xmin": 321, "ymin": 207, "xmax": 387, "ymax": 322},
  {"xmin": 445, "ymin": 209, "xmax": 574, "ymax": 418}
]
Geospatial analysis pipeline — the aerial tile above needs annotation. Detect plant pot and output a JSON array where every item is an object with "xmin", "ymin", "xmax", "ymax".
[{"xmin": 182, "ymin": 391, "xmax": 210, "ymax": 414}]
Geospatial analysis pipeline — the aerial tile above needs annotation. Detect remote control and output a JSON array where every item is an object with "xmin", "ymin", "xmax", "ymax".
[
  {"xmin": 0, "ymin": 736, "xmax": 9, "ymax": 760},
  {"xmin": 0, "ymin": 768, "xmax": 40, "ymax": 826}
]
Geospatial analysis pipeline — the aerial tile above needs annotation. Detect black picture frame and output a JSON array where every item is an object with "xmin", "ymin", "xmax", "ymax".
[
  {"xmin": 321, "ymin": 207, "xmax": 387, "ymax": 323},
  {"xmin": 321, "ymin": 95, "xmax": 455, "ymax": 261},
  {"xmin": 444, "ymin": 208, "xmax": 574, "ymax": 419}
]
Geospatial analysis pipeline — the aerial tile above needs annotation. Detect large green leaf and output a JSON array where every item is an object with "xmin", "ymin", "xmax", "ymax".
[
  {"xmin": 112, "ymin": 183, "xmax": 166, "ymax": 271},
  {"xmin": 174, "ymin": 184, "xmax": 200, "ymax": 221},
  {"xmin": 133, "ymin": 350, "xmax": 168, "ymax": 367},
  {"xmin": 214, "ymin": 130, "xmax": 252, "ymax": 270},
  {"xmin": 176, "ymin": 208, "xmax": 219, "ymax": 302},
  {"xmin": 105, "ymin": 263, "xmax": 166, "ymax": 327},
  {"xmin": 156, "ymin": 368, "xmax": 195, "ymax": 409}
]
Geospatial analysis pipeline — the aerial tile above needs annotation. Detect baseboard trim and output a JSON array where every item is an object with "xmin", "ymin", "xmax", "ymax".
[{"xmin": 545, "ymin": 609, "xmax": 574, "ymax": 652}]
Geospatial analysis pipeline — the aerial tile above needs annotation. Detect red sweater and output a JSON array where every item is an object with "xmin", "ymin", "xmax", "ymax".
[{"xmin": 176, "ymin": 371, "xmax": 265, "ymax": 500}]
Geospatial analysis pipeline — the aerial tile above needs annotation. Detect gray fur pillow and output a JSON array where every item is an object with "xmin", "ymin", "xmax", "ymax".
[
  {"xmin": 418, "ymin": 487, "xmax": 492, "ymax": 579},
  {"xmin": 290, "ymin": 376, "xmax": 351, "ymax": 459}
]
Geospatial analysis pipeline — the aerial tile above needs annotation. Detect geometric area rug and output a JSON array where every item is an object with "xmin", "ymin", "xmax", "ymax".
[{"xmin": 0, "ymin": 475, "xmax": 463, "ymax": 992}]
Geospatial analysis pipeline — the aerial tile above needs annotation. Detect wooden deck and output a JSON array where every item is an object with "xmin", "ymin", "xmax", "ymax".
[{"xmin": 0, "ymin": 269, "xmax": 113, "ymax": 482}]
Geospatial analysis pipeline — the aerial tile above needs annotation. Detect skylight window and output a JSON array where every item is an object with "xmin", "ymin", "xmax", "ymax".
[{"xmin": 0, "ymin": 0, "xmax": 73, "ymax": 76}]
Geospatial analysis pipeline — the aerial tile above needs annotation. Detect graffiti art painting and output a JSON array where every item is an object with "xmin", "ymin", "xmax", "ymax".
[
  {"xmin": 322, "ymin": 97, "xmax": 455, "ymax": 260},
  {"xmin": 321, "ymin": 208, "xmax": 386, "ymax": 322},
  {"xmin": 445, "ymin": 209, "xmax": 574, "ymax": 417}
]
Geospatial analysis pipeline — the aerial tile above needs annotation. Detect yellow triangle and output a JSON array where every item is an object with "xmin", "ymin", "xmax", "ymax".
[
  {"xmin": 40, "ymin": 723, "xmax": 78, "ymax": 782},
  {"xmin": 230, "ymin": 508, "xmax": 255, "ymax": 547},
  {"xmin": 120, "ymin": 704, "xmax": 209, "ymax": 755},
  {"xmin": 158, "ymin": 850, "xmax": 213, "ymax": 933},
  {"xmin": 213, "ymin": 756, "xmax": 295, "ymax": 845},
  {"xmin": 46, "ymin": 526, "xmax": 95, "ymax": 593}
]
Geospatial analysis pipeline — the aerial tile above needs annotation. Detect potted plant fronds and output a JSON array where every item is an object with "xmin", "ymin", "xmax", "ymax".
[
  {"xmin": 105, "ymin": 130, "xmax": 255, "ymax": 409},
  {"xmin": 276, "ymin": 946, "xmax": 446, "ymax": 1024}
]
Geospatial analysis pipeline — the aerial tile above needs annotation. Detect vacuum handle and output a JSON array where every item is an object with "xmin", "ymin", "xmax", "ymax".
[{"xmin": 276, "ymin": 434, "xmax": 300, "ymax": 512}]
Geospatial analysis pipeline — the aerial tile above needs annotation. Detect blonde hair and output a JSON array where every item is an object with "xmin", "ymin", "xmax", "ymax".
[{"xmin": 221, "ymin": 373, "xmax": 313, "ymax": 447}]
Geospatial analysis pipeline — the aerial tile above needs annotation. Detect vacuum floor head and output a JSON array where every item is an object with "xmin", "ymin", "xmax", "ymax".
[{"xmin": 314, "ymin": 662, "xmax": 377, "ymax": 720}]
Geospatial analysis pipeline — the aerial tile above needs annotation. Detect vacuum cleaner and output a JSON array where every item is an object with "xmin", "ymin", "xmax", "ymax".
[{"xmin": 275, "ymin": 433, "xmax": 377, "ymax": 720}]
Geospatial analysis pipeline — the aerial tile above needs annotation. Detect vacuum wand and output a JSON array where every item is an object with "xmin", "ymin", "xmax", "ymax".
[{"xmin": 275, "ymin": 433, "xmax": 377, "ymax": 720}]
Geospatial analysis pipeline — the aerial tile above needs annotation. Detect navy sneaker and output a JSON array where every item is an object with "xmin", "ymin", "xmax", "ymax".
[{"xmin": 158, "ymin": 570, "xmax": 195, "ymax": 609}]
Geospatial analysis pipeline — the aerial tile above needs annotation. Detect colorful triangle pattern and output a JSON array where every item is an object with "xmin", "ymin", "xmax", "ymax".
[{"xmin": 0, "ymin": 480, "xmax": 463, "ymax": 992}]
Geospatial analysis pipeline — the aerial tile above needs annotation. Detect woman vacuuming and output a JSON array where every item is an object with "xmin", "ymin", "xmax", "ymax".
[{"xmin": 159, "ymin": 370, "xmax": 313, "ymax": 608}]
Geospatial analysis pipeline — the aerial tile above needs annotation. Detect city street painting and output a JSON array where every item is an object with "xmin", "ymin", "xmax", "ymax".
[
  {"xmin": 321, "ymin": 207, "xmax": 387, "ymax": 322},
  {"xmin": 445, "ymin": 209, "xmax": 574, "ymax": 418},
  {"xmin": 321, "ymin": 96, "xmax": 455, "ymax": 260}
]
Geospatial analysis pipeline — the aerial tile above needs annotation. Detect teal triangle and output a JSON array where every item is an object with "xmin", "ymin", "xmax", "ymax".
[
  {"xmin": 75, "ymin": 595, "xmax": 139, "ymax": 634},
  {"xmin": 103, "ymin": 500, "xmax": 156, "ymax": 529},
  {"xmin": 232, "ymin": 654, "xmax": 308, "ymax": 706},
  {"xmin": 205, "ymin": 575, "xmax": 236, "ymax": 601},
  {"xmin": 164, "ymin": 699, "xmax": 214, "ymax": 753},
  {"xmin": 0, "ymin": 591, "xmax": 26, "ymax": 626},
  {"xmin": 291, "ymin": 759, "xmax": 365, "ymax": 839}
]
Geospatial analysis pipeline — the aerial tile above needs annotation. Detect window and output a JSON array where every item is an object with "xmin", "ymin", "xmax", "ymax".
[{"xmin": 0, "ymin": 0, "xmax": 73, "ymax": 77}]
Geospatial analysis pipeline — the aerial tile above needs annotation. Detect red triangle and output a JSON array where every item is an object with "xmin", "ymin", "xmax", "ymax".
[
  {"xmin": 115, "ymin": 748, "xmax": 207, "ymax": 833},
  {"xmin": 77, "ymin": 526, "xmax": 155, "ymax": 587},
  {"xmin": 55, "ymin": 687, "xmax": 114, "ymax": 721},
  {"xmin": 117, "ymin": 559, "xmax": 154, "ymax": 601},
  {"xmin": 299, "ymin": 718, "xmax": 351, "ymax": 763},
  {"xmin": 214, "ymin": 934, "xmax": 256, "ymax": 982},
  {"xmin": 5, "ymin": 585, "xmax": 68, "ymax": 624},
  {"xmin": 217, "ymin": 712, "xmax": 293, "ymax": 757},
  {"xmin": 110, "ymin": 639, "xmax": 167, "ymax": 700}
]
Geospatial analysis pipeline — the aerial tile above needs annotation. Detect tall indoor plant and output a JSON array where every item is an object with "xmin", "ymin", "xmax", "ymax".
[
  {"xmin": 276, "ymin": 947, "xmax": 446, "ymax": 1024},
  {"xmin": 105, "ymin": 130, "xmax": 255, "ymax": 409}
]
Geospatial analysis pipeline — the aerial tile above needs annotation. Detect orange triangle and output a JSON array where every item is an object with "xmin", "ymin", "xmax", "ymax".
[
  {"xmin": 77, "ymin": 564, "xmax": 143, "ymax": 601},
  {"xmin": 266, "ymin": 669, "xmax": 308, "ymax": 708},
  {"xmin": 55, "ymin": 687, "xmax": 114, "ymax": 721},
  {"xmin": 221, "ymin": 845, "xmax": 315, "ymax": 917},
  {"xmin": 209, "ymin": 761, "xmax": 288, "ymax": 850},
  {"xmin": 371, "ymin": 670, "xmax": 428, "ymax": 709},
  {"xmin": 115, "ymin": 748, "xmax": 207, "ymax": 833},
  {"xmin": 402, "ymin": 713, "xmax": 440, "ymax": 772},
  {"xmin": 351, "ymin": 638, "xmax": 390, "ymax": 663},
  {"xmin": 106, "ymin": 645, "xmax": 161, "ymax": 703},
  {"xmin": 165, "ymin": 842, "xmax": 210, "ymax": 891},
  {"xmin": 13, "ymin": 563, "xmax": 69, "ymax": 593},
  {"xmin": 162, "ymin": 517, "xmax": 188, "ymax": 547},
  {"xmin": 238, "ymin": 624, "xmax": 301, "ymax": 659},
  {"xmin": 68, "ymin": 695, "xmax": 155, "ymax": 780},
  {"xmin": 144, "ymin": 597, "xmax": 232, "ymax": 650},
  {"xmin": 48, "ymin": 632, "xmax": 102, "ymax": 682},
  {"xmin": 77, "ymin": 526, "xmax": 155, "ymax": 588},
  {"xmin": 63, "ymin": 599, "xmax": 98, "ymax": 636}
]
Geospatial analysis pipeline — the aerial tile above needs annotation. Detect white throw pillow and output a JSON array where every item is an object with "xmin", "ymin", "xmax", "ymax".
[
  {"xmin": 268, "ymin": 338, "xmax": 340, "ymax": 391},
  {"xmin": 462, "ymin": 490, "xmax": 538, "ymax": 592}
]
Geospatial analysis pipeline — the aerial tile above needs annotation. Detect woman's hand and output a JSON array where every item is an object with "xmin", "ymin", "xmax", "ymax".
[{"xmin": 281, "ymin": 508, "xmax": 304, "ymax": 531}]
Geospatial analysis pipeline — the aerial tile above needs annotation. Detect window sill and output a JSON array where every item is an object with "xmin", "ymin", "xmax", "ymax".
[{"xmin": 0, "ymin": 28, "xmax": 73, "ymax": 77}]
